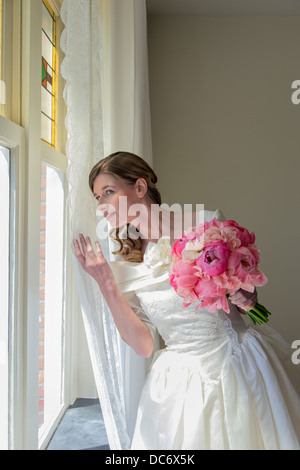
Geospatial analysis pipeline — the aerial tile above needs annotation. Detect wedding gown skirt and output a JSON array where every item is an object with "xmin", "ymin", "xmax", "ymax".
[
  {"xmin": 111, "ymin": 209, "xmax": 300, "ymax": 450},
  {"xmin": 131, "ymin": 299, "xmax": 300, "ymax": 450}
]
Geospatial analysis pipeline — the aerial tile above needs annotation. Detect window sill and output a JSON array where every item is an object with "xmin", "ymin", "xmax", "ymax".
[{"xmin": 46, "ymin": 398, "xmax": 109, "ymax": 451}]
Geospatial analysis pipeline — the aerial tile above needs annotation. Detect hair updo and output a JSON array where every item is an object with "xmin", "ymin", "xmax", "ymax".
[{"xmin": 89, "ymin": 151, "xmax": 162, "ymax": 262}]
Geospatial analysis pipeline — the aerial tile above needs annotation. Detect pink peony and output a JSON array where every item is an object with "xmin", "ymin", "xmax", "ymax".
[
  {"xmin": 227, "ymin": 245, "xmax": 267, "ymax": 291},
  {"xmin": 169, "ymin": 259, "xmax": 198, "ymax": 293},
  {"xmin": 222, "ymin": 220, "xmax": 255, "ymax": 247},
  {"xmin": 193, "ymin": 277, "xmax": 225, "ymax": 297},
  {"xmin": 197, "ymin": 294, "xmax": 230, "ymax": 314},
  {"xmin": 196, "ymin": 240, "xmax": 230, "ymax": 277},
  {"xmin": 193, "ymin": 277, "xmax": 229, "ymax": 313},
  {"xmin": 171, "ymin": 231, "xmax": 196, "ymax": 258},
  {"xmin": 195, "ymin": 220, "xmax": 212, "ymax": 238}
]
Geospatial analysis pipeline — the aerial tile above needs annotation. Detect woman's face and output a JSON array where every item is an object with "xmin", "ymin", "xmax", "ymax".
[{"xmin": 92, "ymin": 172, "xmax": 147, "ymax": 228}]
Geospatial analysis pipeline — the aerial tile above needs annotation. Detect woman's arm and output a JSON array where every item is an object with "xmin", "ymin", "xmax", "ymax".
[{"xmin": 73, "ymin": 234, "xmax": 154, "ymax": 358}]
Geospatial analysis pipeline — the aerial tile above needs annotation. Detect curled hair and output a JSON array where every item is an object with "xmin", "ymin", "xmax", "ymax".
[{"xmin": 89, "ymin": 151, "xmax": 162, "ymax": 262}]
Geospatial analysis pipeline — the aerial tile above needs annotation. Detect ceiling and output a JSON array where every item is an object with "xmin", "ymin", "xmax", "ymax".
[{"xmin": 147, "ymin": 0, "xmax": 300, "ymax": 16}]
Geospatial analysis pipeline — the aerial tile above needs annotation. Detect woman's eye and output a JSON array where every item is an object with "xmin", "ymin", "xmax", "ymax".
[{"xmin": 96, "ymin": 190, "xmax": 113, "ymax": 202}]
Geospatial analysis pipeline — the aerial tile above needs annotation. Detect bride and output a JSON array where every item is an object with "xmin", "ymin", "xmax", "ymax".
[{"xmin": 73, "ymin": 151, "xmax": 300, "ymax": 450}]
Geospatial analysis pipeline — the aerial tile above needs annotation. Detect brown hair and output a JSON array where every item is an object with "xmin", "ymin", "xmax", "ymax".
[{"xmin": 89, "ymin": 151, "xmax": 162, "ymax": 262}]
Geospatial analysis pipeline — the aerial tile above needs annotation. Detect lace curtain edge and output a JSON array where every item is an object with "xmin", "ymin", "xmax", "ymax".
[{"xmin": 60, "ymin": 0, "xmax": 131, "ymax": 450}]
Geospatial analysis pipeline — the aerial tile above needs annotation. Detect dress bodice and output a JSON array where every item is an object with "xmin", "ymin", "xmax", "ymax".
[{"xmin": 134, "ymin": 281, "xmax": 247, "ymax": 356}]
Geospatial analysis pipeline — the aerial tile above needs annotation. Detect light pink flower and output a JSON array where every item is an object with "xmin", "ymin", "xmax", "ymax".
[
  {"xmin": 169, "ymin": 259, "xmax": 198, "ymax": 294},
  {"xmin": 171, "ymin": 232, "xmax": 196, "ymax": 258},
  {"xmin": 196, "ymin": 294, "xmax": 230, "ymax": 314},
  {"xmin": 227, "ymin": 245, "xmax": 267, "ymax": 290},
  {"xmin": 222, "ymin": 220, "xmax": 255, "ymax": 246}
]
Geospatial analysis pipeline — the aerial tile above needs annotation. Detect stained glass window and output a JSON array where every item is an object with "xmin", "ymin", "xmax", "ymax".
[{"xmin": 41, "ymin": 0, "xmax": 56, "ymax": 148}]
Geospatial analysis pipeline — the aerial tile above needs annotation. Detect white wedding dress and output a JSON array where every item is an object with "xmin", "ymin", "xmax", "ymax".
[{"xmin": 111, "ymin": 209, "xmax": 300, "ymax": 450}]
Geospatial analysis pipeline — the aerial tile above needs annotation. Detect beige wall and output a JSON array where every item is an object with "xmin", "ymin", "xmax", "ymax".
[{"xmin": 148, "ymin": 15, "xmax": 300, "ymax": 343}]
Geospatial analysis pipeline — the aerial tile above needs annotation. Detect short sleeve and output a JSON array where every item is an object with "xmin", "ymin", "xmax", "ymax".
[
  {"xmin": 122, "ymin": 290, "xmax": 157, "ymax": 342},
  {"xmin": 212, "ymin": 208, "xmax": 226, "ymax": 222}
]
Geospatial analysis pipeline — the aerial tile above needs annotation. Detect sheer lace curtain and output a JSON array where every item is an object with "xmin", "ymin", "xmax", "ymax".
[{"xmin": 60, "ymin": 0, "xmax": 152, "ymax": 449}]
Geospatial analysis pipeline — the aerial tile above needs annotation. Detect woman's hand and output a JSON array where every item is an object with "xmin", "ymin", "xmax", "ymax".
[
  {"xmin": 229, "ymin": 288, "xmax": 257, "ymax": 313},
  {"xmin": 73, "ymin": 234, "xmax": 116, "ymax": 292}
]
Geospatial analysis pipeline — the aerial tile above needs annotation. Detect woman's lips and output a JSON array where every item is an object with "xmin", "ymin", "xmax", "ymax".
[{"xmin": 106, "ymin": 212, "xmax": 116, "ymax": 219}]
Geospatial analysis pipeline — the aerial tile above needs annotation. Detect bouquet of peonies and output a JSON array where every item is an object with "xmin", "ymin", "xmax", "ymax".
[{"xmin": 169, "ymin": 218, "xmax": 271, "ymax": 325}]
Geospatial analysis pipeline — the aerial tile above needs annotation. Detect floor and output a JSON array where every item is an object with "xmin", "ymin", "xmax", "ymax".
[{"xmin": 47, "ymin": 398, "xmax": 110, "ymax": 450}]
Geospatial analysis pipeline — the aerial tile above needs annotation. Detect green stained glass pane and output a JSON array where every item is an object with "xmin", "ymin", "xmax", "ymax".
[{"xmin": 42, "ymin": 58, "xmax": 47, "ymax": 84}]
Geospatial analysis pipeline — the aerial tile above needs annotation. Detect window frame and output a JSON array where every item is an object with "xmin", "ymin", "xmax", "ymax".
[
  {"xmin": 0, "ymin": 0, "xmax": 21, "ymax": 124},
  {"xmin": 0, "ymin": 0, "xmax": 79, "ymax": 450},
  {"xmin": 0, "ymin": 115, "xmax": 26, "ymax": 450},
  {"xmin": 22, "ymin": 0, "xmax": 78, "ymax": 450}
]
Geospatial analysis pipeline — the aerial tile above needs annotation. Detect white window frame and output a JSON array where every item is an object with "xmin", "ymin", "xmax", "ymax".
[
  {"xmin": 0, "ymin": 0, "xmax": 80, "ymax": 450},
  {"xmin": 0, "ymin": 0, "xmax": 21, "ymax": 124},
  {"xmin": 22, "ymin": 0, "xmax": 79, "ymax": 450},
  {"xmin": 0, "ymin": 115, "xmax": 25, "ymax": 450}
]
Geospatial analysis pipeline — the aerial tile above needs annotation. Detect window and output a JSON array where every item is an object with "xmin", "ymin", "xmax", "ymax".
[
  {"xmin": 38, "ymin": 0, "xmax": 72, "ymax": 448},
  {"xmin": 38, "ymin": 162, "xmax": 66, "ymax": 440},
  {"xmin": 0, "ymin": 145, "xmax": 11, "ymax": 450},
  {"xmin": 41, "ymin": 0, "xmax": 57, "ymax": 148},
  {"xmin": 38, "ymin": 0, "xmax": 70, "ymax": 445},
  {"xmin": 0, "ymin": 0, "xmax": 83, "ymax": 450}
]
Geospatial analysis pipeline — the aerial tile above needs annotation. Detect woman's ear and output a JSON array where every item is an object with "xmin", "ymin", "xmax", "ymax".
[{"xmin": 135, "ymin": 178, "xmax": 148, "ymax": 198}]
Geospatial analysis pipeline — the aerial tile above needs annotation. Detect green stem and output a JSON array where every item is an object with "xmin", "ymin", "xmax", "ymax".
[{"xmin": 246, "ymin": 302, "xmax": 271, "ymax": 325}]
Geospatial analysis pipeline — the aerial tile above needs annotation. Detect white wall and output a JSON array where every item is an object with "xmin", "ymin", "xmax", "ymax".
[{"xmin": 148, "ymin": 15, "xmax": 300, "ymax": 343}]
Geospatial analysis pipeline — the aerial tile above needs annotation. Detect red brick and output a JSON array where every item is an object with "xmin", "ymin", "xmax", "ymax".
[
  {"xmin": 40, "ymin": 203, "xmax": 46, "ymax": 217},
  {"xmin": 40, "ymin": 190, "xmax": 46, "ymax": 202},
  {"xmin": 39, "ymin": 288, "xmax": 45, "ymax": 302}
]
